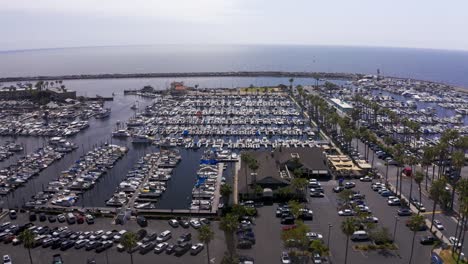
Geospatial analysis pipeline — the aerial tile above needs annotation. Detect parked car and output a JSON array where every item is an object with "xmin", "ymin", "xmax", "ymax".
[
  {"xmin": 397, "ymin": 208, "xmax": 412, "ymax": 216},
  {"xmin": 48, "ymin": 215, "xmax": 57, "ymax": 223},
  {"xmin": 29, "ymin": 213, "xmax": 37, "ymax": 222},
  {"xmin": 165, "ymin": 244, "xmax": 176, "ymax": 254},
  {"xmin": 281, "ymin": 251, "xmax": 291, "ymax": 264},
  {"xmin": 237, "ymin": 240, "xmax": 253, "ymax": 249},
  {"xmin": 178, "ymin": 219, "xmax": 190, "ymax": 228},
  {"xmin": 177, "ymin": 233, "xmax": 192, "ymax": 244},
  {"xmin": 420, "ymin": 236, "xmax": 436, "ymax": 245},
  {"xmin": 310, "ymin": 191, "xmax": 324, "ymax": 197},
  {"xmin": 360, "ymin": 176, "xmax": 372, "ymax": 182},
  {"xmin": 157, "ymin": 230, "xmax": 172, "ymax": 242},
  {"xmin": 281, "ymin": 216, "xmax": 295, "ymax": 225},
  {"xmin": 85, "ymin": 214, "xmax": 95, "ymax": 224},
  {"xmin": 306, "ymin": 232, "xmax": 323, "ymax": 241},
  {"xmin": 174, "ymin": 242, "xmax": 191, "ymax": 256},
  {"xmin": 351, "ymin": 230, "xmax": 369, "ymax": 241},
  {"xmin": 338, "ymin": 209, "xmax": 355, "ymax": 216},
  {"xmin": 3, "ymin": 255, "xmax": 12, "ymax": 264},
  {"xmin": 312, "ymin": 253, "xmax": 322, "ymax": 264},
  {"xmin": 57, "ymin": 214, "xmax": 66, "ymax": 223},
  {"xmin": 8, "ymin": 210, "xmax": 17, "ymax": 220},
  {"xmin": 154, "ymin": 242, "xmax": 169, "ymax": 254},
  {"xmin": 449, "ymin": 236, "xmax": 462, "ymax": 248},
  {"xmin": 433, "ymin": 220, "xmax": 444, "ymax": 230},
  {"xmin": 168, "ymin": 219, "xmax": 179, "ymax": 228},
  {"xmin": 137, "ymin": 216, "xmax": 148, "ymax": 227},
  {"xmin": 190, "ymin": 243, "xmax": 204, "ymax": 255},
  {"xmin": 139, "ymin": 242, "xmax": 155, "ymax": 255},
  {"xmin": 189, "ymin": 219, "xmax": 201, "ymax": 229},
  {"xmin": 52, "ymin": 254, "xmax": 63, "ymax": 264},
  {"xmin": 344, "ymin": 182, "xmax": 356, "ymax": 189},
  {"xmin": 333, "ymin": 186, "xmax": 344, "ymax": 193}
]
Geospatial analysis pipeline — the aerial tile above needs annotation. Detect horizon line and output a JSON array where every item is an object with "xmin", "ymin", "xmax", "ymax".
[{"xmin": 2, "ymin": 43, "xmax": 468, "ymax": 54}]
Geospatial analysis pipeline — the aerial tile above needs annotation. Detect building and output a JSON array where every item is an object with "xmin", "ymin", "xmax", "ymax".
[
  {"xmin": 238, "ymin": 147, "xmax": 329, "ymax": 200},
  {"xmin": 330, "ymin": 98, "xmax": 353, "ymax": 113},
  {"xmin": 169, "ymin": 81, "xmax": 188, "ymax": 95}
]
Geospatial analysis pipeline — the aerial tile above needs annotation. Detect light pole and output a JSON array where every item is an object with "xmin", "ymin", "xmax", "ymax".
[
  {"xmin": 393, "ymin": 216, "xmax": 399, "ymax": 242},
  {"xmin": 327, "ymin": 224, "xmax": 333, "ymax": 248}
]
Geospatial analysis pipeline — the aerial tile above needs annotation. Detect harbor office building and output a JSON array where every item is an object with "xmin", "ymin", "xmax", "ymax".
[{"xmin": 238, "ymin": 147, "xmax": 329, "ymax": 200}]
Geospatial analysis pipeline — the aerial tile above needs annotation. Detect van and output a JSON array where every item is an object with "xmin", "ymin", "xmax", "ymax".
[
  {"xmin": 351, "ymin": 231, "xmax": 369, "ymax": 241},
  {"xmin": 66, "ymin": 213, "xmax": 76, "ymax": 224}
]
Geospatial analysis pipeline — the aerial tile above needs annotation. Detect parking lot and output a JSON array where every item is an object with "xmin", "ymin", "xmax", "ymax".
[{"xmin": 0, "ymin": 212, "xmax": 227, "ymax": 264}]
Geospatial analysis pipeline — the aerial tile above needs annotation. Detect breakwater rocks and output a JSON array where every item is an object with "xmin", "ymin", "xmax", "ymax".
[{"xmin": 0, "ymin": 71, "xmax": 356, "ymax": 82}]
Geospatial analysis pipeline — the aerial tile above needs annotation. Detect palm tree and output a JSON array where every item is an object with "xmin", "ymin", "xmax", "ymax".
[
  {"xmin": 19, "ymin": 229, "xmax": 35, "ymax": 264},
  {"xmin": 450, "ymin": 151, "xmax": 465, "ymax": 209},
  {"xmin": 429, "ymin": 179, "xmax": 447, "ymax": 231},
  {"xmin": 220, "ymin": 183, "xmax": 233, "ymax": 205},
  {"xmin": 414, "ymin": 171, "xmax": 424, "ymax": 214},
  {"xmin": 220, "ymin": 213, "xmax": 238, "ymax": 258},
  {"xmin": 408, "ymin": 214, "xmax": 425, "ymax": 264},
  {"xmin": 421, "ymin": 146, "xmax": 435, "ymax": 190},
  {"xmin": 121, "ymin": 232, "xmax": 138, "ymax": 264},
  {"xmin": 288, "ymin": 78, "xmax": 294, "ymax": 94},
  {"xmin": 341, "ymin": 217, "xmax": 356, "ymax": 264},
  {"xmin": 198, "ymin": 225, "xmax": 215, "ymax": 264}
]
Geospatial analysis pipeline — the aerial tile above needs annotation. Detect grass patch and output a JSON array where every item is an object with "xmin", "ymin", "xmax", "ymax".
[
  {"xmin": 439, "ymin": 249, "xmax": 467, "ymax": 264},
  {"xmin": 353, "ymin": 243, "xmax": 398, "ymax": 251}
]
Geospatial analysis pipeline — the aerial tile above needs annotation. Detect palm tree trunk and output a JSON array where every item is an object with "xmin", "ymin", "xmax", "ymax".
[
  {"xmin": 456, "ymin": 217, "xmax": 467, "ymax": 263},
  {"xmin": 409, "ymin": 169, "xmax": 414, "ymax": 200},
  {"xmin": 432, "ymin": 164, "xmax": 436, "ymax": 181},
  {"xmin": 130, "ymin": 253, "xmax": 134, "ymax": 264},
  {"xmin": 430, "ymin": 200, "xmax": 437, "ymax": 232},
  {"xmin": 396, "ymin": 167, "xmax": 400, "ymax": 196},
  {"xmin": 409, "ymin": 231, "xmax": 417, "ymax": 264},
  {"xmin": 206, "ymin": 242, "xmax": 211, "ymax": 264},
  {"xmin": 344, "ymin": 237, "xmax": 350, "ymax": 264},
  {"xmin": 425, "ymin": 166, "xmax": 429, "ymax": 190},
  {"xmin": 385, "ymin": 163, "xmax": 389, "ymax": 185},
  {"xmin": 28, "ymin": 248, "xmax": 33, "ymax": 264},
  {"xmin": 418, "ymin": 184, "xmax": 422, "ymax": 215}
]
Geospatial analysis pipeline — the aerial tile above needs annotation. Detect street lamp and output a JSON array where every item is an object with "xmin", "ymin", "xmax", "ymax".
[
  {"xmin": 393, "ymin": 216, "xmax": 399, "ymax": 242},
  {"xmin": 327, "ymin": 224, "xmax": 333, "ymax": 248}
]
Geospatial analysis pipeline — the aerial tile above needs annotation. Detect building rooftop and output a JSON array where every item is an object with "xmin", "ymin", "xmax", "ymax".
[{"xmin": 238, "ymin": 147, "xmax": 328, "ymax": 193}]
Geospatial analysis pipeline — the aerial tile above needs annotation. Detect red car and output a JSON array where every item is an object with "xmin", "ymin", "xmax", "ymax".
[
  {"xmin": 75, "ymin": 213, "xmax": 85, "ymax": 224},
  {"xmin": 282, "ymin": 225, "xmax": 297, "ymax": 231}
]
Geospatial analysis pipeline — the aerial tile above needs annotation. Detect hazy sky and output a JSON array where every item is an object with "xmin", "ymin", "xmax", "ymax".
[{"xmin": 2, "ymin": 0, "xmax": 467, "ymax": 51}]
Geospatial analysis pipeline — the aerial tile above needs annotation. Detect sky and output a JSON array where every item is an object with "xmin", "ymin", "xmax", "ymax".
[{"xmin": 1, "ymin": 0, "xmax": 468, "ymax": 51}]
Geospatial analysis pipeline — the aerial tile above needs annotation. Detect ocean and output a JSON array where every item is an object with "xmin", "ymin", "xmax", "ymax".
[{"xmin": 1, "ymin": 45, "xmax": 468, "ymax": 88}]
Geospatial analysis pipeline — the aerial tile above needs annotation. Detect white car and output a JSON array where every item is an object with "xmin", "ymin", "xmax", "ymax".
[
  {"xmin": 356, "ymin": 205, "xmax": 371, "ymax": 213},
  {"xmin": 449, "ymin": 236, "xmax": 462, "ymax": 248},
  {"xmin": 189, "ymin": 219, "xmax": 201, "ymax": 229},
  {"xmin": 313, "ymin": 253, "xmax": 322, "ymax": 264},
  {"xmin": 364, "ymin": 216, "xmax": 379, "ymax": 223},
  {"xmin": 154, "ymin": 242, "xmax": 168, "ymax": 254},
  {"xmin": 281, "ymin": 251, "xmax": 291, "ymax": 264},
  {"xmin": 3, "ymin": 255, "xmax": 12, "ymax": 264},
  {"xmin": 338, "ymin": 209, "xmax": 355, "ymax": 216},
  {"xmin": 360, "ymin": 176, "xmax": 372, "ymax": 182},
  {"xmin": 306, "ymin": 232, "xmax": 323, "ymax": 240},
  {"xmin": 433, "ymin": 220, "xmax": 444, "ymax": 230}
]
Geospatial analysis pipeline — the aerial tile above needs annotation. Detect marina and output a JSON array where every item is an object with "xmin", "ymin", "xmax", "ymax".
[{"xmin": 0, "ymin": 77, "xmax": 466, "ymax": 214}]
